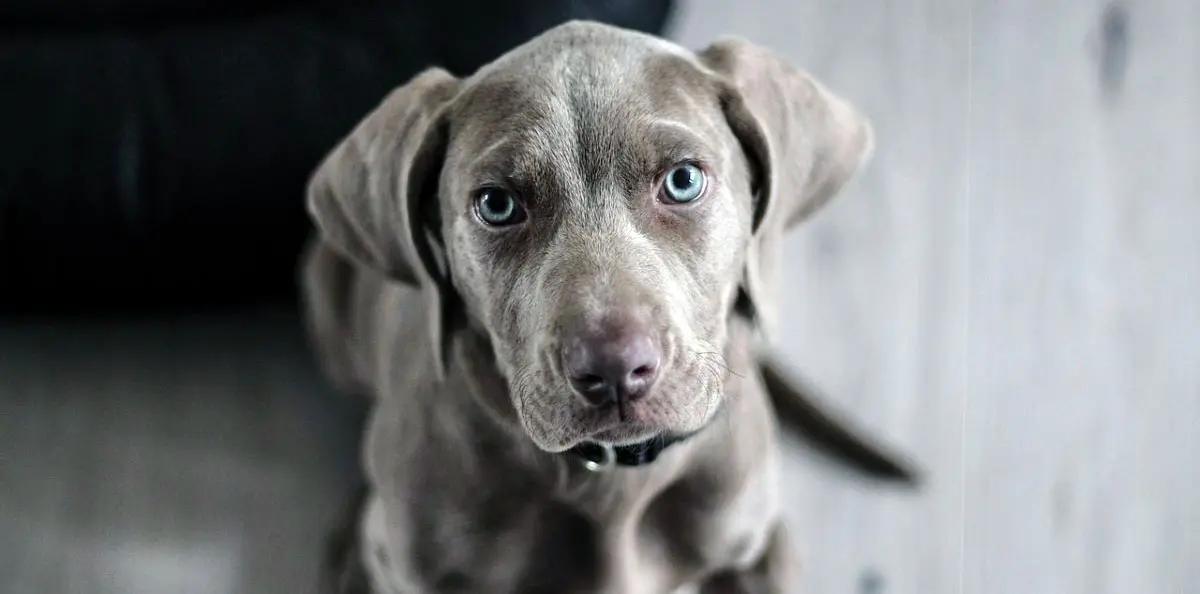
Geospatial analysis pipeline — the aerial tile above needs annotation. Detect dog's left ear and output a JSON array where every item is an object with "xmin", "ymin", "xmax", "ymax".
[
  {"xmin": 698, "ymin": 38, "xmax": 874, "ymax": 336},
  {"xmin": 306, "ymin": 68, "xmax": 462, "ymax": 377}
]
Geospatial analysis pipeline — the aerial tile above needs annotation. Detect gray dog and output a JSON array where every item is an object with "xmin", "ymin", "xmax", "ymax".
[{"xmin": 301, "ymin": 20, "xmax": 916, "ymax": 594}]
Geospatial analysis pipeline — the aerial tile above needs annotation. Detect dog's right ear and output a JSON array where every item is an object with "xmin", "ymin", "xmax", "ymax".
[{"xmin": 306, "ymin": 68, "xmax": 461, "ymax": 375}]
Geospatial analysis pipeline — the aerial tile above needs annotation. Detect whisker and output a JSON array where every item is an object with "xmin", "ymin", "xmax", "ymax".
[
  {"xmin": 690, "ymin": 345, "xmax": 744, "ymax": 380},
  {"xmin": 693, "ymin": 353, "xmax": 735, "ymax": 386}
]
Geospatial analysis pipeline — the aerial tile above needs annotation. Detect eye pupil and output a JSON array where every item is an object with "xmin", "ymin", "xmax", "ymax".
[
  {"xmin": 663, "ymin": 163, "xmax": 706, "ymax": 203},
  {"xmin": 482, "ymin": 191, "xmax": 510, "ymax": 216},
  {"xmin": 671, "ymin": 168, "xmax": 695, "ymax": 189}
]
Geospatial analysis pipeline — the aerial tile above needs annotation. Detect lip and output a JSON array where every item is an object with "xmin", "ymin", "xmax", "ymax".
[
  {"xmin": 563, "ymin": 387, "xmax": 687, "ymax": 445},
  {"xmin": 588, "ymin": 424, "xmax": 661, "ymax": 446}
]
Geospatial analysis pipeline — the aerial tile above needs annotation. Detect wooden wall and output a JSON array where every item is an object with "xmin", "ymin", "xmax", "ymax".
[{"xmin": 672, "ymin": 1, "xmax": 1199, "ymax": 592}]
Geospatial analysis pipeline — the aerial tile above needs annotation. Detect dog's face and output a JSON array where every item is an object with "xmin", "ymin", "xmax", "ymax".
[
  {"xmin": 438, "ymin": 36, "xmax": 754, "ymax": 451},
  {"xmin": 306, "ymin": 22, "xmax": 874, "ymax": 453}
]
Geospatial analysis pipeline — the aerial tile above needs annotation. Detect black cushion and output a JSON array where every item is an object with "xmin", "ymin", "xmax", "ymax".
[{"xmin": 0, "ymin": 0, "xmax": 676, "ymax": 314}]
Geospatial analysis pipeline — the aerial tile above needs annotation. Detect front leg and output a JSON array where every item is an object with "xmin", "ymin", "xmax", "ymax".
[
  {"xmin": 699, "ymin": 522, "xmax": 796, "ymax": 594},
  {"xmin": 321, "ymin": 485, "xmax": 374, "ymax": 594}
]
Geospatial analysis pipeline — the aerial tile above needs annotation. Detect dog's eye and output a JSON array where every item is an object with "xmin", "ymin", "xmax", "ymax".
[
  {"xmin": 474, "ymin": 188, "xmax": 526, "ymax": 226},
  {"xmin": 661, "ymin": 163, "xmax": 707, "ymax": 204}
]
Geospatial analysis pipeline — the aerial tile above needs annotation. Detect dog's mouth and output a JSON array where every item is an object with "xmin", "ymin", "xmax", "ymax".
[
  {"xmin": 563, "ymin": 396, "xmax": 727, "ymax": 471},
  {"xmin": 510, "ymin": 337, "xmax": 730, "ymax": 456},
  {"xmin": 562, "ymin": 391, "xmax": 705, "ymax": 443}
]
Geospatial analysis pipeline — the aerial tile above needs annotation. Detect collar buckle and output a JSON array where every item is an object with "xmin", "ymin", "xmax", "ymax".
[{"xmin": 578, "ymin": 442, "xmax": 616, "ymax": 472}]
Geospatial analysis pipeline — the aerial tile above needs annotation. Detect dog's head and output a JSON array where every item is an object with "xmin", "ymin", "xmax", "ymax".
[{"xmin": 306, "ymin": 22, "xmax": 873, "ymax": 452}]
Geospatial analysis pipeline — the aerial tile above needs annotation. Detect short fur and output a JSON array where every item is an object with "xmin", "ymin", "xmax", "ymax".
[{"xmin": 301, "ymin": 21, "xmax": 916, "ymax": 594}]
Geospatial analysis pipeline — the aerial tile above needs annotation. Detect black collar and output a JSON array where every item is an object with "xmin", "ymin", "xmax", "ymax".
[{"xmin": 567, "ymin": 431, "xmax": 697, "ymax": 470}]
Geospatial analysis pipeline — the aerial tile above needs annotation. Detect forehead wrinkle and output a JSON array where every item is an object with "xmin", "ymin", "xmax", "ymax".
[
  {"xmin": 648, "ymin": 119, "xmax": 699, "ymax": 135},
  {"xmin": 563, "ymin": 85, "xmax": 614, "ymax": 200},
  {"xmin": 556, "ymin": 49, "xmax": 663, "ymax": 194},
  {"xmin": 464, "ymin": 47, "xmax": 705, "ymax": 210},
  {"xmin": 641, "ymin": 119, "xmax": 718, "ymax": 158},
  {"xmin": 563, "ymin": 54, "xmax": 720, "ymax": 188},
  {"xmin": 567, "ymin": 95, "xmax": 655, "ymax": 212},
  {"xmin": 645, "ymin": 118, "xmax": 719, "ymax": 145},
  {"xmin": 573, "ymin": 112, "xmax": 618, "ymax": 197},
  {"xmin": 456, "ymin": 80, "xmax": 581, "ymax": 187},
  {"xmin": 513, "ymin": 92, "xmax": 583, "ymax": 209},
  {"xmin": 471, "ymin": 138, "xmax": 517, "ymax": 177}
]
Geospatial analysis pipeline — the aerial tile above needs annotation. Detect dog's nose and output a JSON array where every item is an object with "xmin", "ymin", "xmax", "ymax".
[{"xmin": 562, "ymin": 326, "xmax": 661, "ymax": 407}]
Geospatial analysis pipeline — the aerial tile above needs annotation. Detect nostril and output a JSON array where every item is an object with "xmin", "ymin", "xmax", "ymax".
[
  {"xmin": 574, "ymin": 373, "xmax": 607, "ymax": 391},
  {"xmin": 630, "ymin": 364, "xmax": 657, "ymax": 380},
  {"xmin": 622, "ymin": 361, "xmax": 659, "ymax": 402},
  {"xmin": 569, "ymin": 373, "xmax": 615, "ymax": 407}
]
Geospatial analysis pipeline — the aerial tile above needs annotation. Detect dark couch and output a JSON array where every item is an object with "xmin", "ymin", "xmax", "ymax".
[{"xmin": 0, "ymin": 0, "xmax": 675, "ymax": 314}]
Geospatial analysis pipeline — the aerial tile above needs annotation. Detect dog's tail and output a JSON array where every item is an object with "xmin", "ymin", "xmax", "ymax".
[{"xmin": 758, "ymin": 352, "xmax": 922, "ymax": 487}]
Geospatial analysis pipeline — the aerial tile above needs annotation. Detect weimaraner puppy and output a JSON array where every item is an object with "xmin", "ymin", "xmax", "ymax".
[{"xmin": 300, "ymin": 20, "xmax": 917, "ymax": 594}]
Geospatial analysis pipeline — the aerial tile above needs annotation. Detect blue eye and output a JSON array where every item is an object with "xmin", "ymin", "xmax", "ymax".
[
  {"xmin": 661, "ymin": 163, "xmax": 706, "ymax": 204},
  {"xmin": 474, "ymin": 188, "xmax": 526, "ymax": 226}
]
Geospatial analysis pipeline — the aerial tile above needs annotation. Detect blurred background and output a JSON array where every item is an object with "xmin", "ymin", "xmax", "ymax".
[{"xmin": 1, "ymin": 0, "xmax": 1196, "ymax": 593}]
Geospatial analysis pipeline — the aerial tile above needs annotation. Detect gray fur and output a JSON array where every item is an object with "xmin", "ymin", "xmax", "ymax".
[{"xmin": 300, "ymin": 21, "xmax": 895, "ymax": 594}]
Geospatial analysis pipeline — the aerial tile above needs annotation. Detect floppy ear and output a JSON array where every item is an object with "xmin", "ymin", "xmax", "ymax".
[
  {"xmin": 698, "ymin": 38, "xmax": 875, "ymax": 338},
  {"xmin": 305, "ymin": 68, "xmax": 461, "ymax": 377}
]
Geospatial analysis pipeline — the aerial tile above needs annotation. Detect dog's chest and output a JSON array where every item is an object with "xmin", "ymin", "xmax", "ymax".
[{"xmin": 361, "ymin": 462, "xmax": 777, "ymax": 594}]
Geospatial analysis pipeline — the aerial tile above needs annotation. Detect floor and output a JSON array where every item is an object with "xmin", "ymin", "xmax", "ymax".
[
  {"xmin": 0, "ymin": 311, "xmax": 365, "ymax": 594},
  {"xmin": 2, "ymin": 1, "xmax": 1197, "ymax": 593}
]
